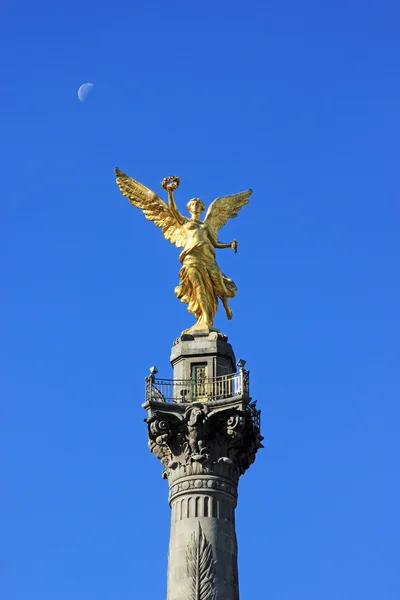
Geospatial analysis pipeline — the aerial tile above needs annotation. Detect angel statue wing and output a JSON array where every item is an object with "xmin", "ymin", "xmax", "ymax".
[
  {"xmin": 204, "ymin": 189, "xmax": 252, "ymax": 240},
  {"xmin": 115, "ymin": 168, "xmax": 185, "ymax": 247}
]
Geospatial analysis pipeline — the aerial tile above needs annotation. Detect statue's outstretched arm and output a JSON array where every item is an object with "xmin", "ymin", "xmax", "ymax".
[{"xmin": 208, "ymin": 227, "xmax": 238, "ymax": 253}]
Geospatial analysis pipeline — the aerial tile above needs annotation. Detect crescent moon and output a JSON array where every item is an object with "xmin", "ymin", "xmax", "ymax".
[{"xmin": 77, "ymin": 83, "xmax": 94, "ymax": 102}]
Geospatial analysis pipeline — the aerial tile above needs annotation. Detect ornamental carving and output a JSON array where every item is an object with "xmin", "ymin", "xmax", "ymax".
[
  {"xmin": 145, "ymin": 399, "xmax": 263, "ymax": 484},
  {"xmin": 186, "ymin": 524, "xmax": 217, "ymax": 600}
]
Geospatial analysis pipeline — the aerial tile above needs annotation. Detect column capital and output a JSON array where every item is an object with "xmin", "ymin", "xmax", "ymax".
[{"xmin": 144, "ymin": 397, "xmax": 263, "ymax": 487}]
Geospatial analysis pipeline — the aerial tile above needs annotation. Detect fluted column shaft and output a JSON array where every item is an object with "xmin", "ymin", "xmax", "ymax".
[{"xmin": 167, "ymin": 473, "xmax": 239, "ymax": 599}]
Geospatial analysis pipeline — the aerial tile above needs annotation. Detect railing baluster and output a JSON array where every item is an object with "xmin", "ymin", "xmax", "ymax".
[{"xmin": 146, "ymin": 371, "xmax": 250, "ymax": 403}]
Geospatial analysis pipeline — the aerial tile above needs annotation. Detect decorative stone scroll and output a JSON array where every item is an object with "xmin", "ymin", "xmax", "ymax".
[{"xmin": 145, "ymin": 399, "xmax": 263, "ymax": 486}]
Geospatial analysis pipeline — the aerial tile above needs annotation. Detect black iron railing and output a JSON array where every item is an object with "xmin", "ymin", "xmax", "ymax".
[{"xmin": 145, "ymin": 370, "xmax": 250, "ymax": 403}]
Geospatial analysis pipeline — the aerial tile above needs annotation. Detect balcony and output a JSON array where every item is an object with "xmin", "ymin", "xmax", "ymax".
[{"xmin": 145, "ymin": 369, "xmax": 250, "ymax": 404}]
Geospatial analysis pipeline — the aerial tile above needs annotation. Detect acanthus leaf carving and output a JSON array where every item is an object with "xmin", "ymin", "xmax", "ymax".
[
  {"xmin": 145, "ymin": 401, "xmax": 262, "ymax": 481},
  {"xmin": 186, "ymin": 523, "xmax": 217, "ymax": 600}
]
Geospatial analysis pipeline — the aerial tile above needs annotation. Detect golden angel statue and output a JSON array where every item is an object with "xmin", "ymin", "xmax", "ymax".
[{"xmin": 115, "ymin": 169, "xmax": 252, "ymax": 333}]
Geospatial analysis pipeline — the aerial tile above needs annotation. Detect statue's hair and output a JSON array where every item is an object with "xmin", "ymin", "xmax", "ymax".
[{"xmin": 187, "ymin": 198, "xmax": 206, "ymax": 213}]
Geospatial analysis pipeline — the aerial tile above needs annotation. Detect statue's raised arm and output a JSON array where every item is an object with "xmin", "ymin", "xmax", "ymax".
[{"xmin": 115, "ymin": 168, "xmax": 186, "ymax": 247}]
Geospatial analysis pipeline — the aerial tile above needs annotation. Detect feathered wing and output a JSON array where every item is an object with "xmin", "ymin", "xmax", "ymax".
[
  {"xmin": 115, "ymin": 168, "xmax": 185, "ymax": 247},
  {"xmin": 204, "ymin": 189, "xmax": 252, "ymax": 239}
]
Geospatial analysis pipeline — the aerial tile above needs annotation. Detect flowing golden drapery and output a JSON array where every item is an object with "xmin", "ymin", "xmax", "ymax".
[{"xmin": 175, "ymin": 240, "xmax": 237, "ymax": 327}]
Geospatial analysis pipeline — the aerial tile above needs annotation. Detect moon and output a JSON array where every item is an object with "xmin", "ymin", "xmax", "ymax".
[{"xmin": 77, "ymin": 83, "xmax": 94, "ymax": 102}]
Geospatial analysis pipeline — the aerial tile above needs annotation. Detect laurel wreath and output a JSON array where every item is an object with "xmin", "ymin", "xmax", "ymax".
[{"xmin": 161, "ymin": 175, "xmax": 180, "ymax": 191}]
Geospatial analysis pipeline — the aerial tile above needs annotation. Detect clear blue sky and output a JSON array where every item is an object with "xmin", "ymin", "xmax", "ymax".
[{"xmin": 1, "ymin": 1, "xmax": 399, "ymax": 598}]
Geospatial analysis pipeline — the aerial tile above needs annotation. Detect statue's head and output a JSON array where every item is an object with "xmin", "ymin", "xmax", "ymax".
[{"xmin": 187, "ymin": 198, "xmax": 205, "ymax": 216}]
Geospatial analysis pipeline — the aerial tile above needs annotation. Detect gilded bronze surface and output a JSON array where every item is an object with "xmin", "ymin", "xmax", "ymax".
[{"xmin": 115, "ymin": 168, "xmax": 251, "ymax": 333}]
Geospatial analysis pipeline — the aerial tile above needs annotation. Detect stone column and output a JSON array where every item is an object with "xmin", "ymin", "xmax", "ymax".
[{"xmin": 143, "ymin": 332, "xmax": 263, "ymax": 600}]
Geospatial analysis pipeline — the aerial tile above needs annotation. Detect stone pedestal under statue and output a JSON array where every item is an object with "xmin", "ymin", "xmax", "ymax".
[{"xmin": 143, "ymin": 330, "xmax": 263, "ymax": 600}]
